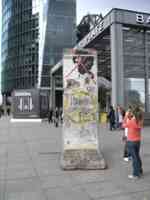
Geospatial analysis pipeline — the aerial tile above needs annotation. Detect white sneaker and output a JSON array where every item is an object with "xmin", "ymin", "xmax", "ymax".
[
  {"xmin": 123, "ymin": 157, "xmax": 129, "ymax": 162},
  {"xmin": 128, "ymin": 174, "xmax": 139, "ymax": 180}
]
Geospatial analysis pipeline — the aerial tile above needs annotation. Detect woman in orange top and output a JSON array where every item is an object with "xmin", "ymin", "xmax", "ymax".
[
  {"xmin": 123, "ymin": 107, "xmax": 143, "ymax": 180},
  {"xmin": 122, "ymin": 108, "xmax": 133, "ymax": 161}
]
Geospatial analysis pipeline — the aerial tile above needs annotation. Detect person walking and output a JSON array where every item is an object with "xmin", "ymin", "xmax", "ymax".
[
  {"xmin": 123, "ymin": 106, "xmax": 143, "ymax": 180},
  {"xmin": 48, "ymin": 108, "xmax": 53, "ymax": 124},
  {"xmin": 54, "ymin": 107, "xmax": 59, "ymax": 127},
  {"xmin": 107, "ymin": 106, "xmax": 116, "ymax": 131},
  {"xmin": 59, "ymin": 107, "xmax": 63, "ymax": 124},
  {"xmin": 116, "ymin": 106, "xmax": 125, "ymax": 129},
  {"xmin": 7, "ymin": 107, "xmax": 11, "ymax": 116}
]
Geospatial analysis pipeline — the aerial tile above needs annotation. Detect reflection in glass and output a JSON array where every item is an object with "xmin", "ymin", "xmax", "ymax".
[
  {"xmin": 125, "ymin": 78, "xmax": 145, "ymax": 109},
  {"xmin": 123, "ymin": 27, "xmax": 146, "ymax": 110},
  {"xmin": 2, "ymin": 0, "xmax": 39, "ymax": 93},
  {"xmin": 40, "ymin": 0, "xmax": 76, "ymax": 87}
]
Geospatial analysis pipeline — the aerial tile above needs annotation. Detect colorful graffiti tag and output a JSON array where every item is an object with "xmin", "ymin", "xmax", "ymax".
[{"xmin": 63, "ymin": 49, "xmax": 99, "ymax": 150}]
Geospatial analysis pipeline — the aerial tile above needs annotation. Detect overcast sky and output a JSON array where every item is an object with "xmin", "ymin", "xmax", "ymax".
[
  {"xmin": 77, "ymin": 0, "xmax": 150, "ymax": 23},
  {"xmin": 0, "ymin": 0, "xmax": 1, "ymax": 90}
]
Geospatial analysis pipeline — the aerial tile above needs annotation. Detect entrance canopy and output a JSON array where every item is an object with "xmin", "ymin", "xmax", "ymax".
[{"xmin": 51, "ymin": 8, "xmax": 150, "ymax": 110}]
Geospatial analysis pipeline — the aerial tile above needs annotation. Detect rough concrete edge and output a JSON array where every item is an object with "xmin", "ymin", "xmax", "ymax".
[{"xmin": 60, "ymin": 149, "xmax": 107, "ymax": 170}]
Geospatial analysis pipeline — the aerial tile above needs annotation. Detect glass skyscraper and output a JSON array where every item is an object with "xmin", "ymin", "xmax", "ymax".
[{"xmin": 1, "ymin": 0, "xmax": 76, "ymax": 95}]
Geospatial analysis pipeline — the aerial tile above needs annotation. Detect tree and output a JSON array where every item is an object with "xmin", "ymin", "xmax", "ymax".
[
  {"xmin": 125, "ymin": 90, "xmax": 144, "ymax": 108},
  {"xmin": 76, "ymin": 22, "xmax": 90, "ymax": 42}
]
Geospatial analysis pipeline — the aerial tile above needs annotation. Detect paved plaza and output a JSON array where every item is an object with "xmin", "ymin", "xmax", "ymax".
[{"xmin": 0, "ymin": 117, "xmax": 150, "ymax": 200}]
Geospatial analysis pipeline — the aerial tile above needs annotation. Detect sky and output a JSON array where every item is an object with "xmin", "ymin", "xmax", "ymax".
[
  {"xmin": 0, "ymin": 0, "xmax": 1, "ymax": 91},
  {"xmin": 0, "ymin": 0, "xmax": 150, "ymax": 91},
  {"xmin": 77, "ymin": 0, "xmax": 150, "ymax": 23}
]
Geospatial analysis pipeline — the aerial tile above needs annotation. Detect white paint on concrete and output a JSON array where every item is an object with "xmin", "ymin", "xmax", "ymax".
[{"xmin": 10, "ymin": 118, "xmax": 42, "ymax": 123}]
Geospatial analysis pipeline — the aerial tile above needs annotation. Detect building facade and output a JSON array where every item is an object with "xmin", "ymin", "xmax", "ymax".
[
  {"xmin": 1, "ymin": 0, "xmax": 76, "ymax": 96},
  {"xmin": 52, "ymin": 8, "xmax": 150, "ymax": 112}
]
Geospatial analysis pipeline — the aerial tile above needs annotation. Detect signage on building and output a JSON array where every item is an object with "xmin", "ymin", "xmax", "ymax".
[
  {"xmin": 136, "ymin": 14, "xmax": 150, "ymax": 24},
  {"xmin": 13, "ymin": 91, "xmax": 34, "ymax": 112},
  {"xmin": 14, "ymin": 92, "xmax": 31, "ymax": 97},
  {"xmin": 76, "ymin": 20, "xmax": 104, "ymax": 48},
  {"xmin": 18, "ymin": 97, "xmax": 34, "ymax": 111}
]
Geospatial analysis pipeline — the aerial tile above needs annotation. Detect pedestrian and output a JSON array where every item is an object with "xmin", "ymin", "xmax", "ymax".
[
  {"xmin": 1, "ymin": 107, "xmax": 4, "ymax": 116},
  {"xmin": 122, "ymin": 108, "xmax": 133, "ymax": 162},
  {"xmin": 48, "ymin": 108, "xmax": 53, "ymax": 124},
  {"xmin": 116, "ymin": 106, "xmax": 120, "ymax": 129},
  {"xmin": 107, "ymin": 106, "xmax": 116, "ymax": 131},
  {"xmin": 59, "ymin": 107, "xmax": 63, "ymax": 124},
  {"xmin": 54, "ymin": 107, "xmax": 59, "ymax": 127},
  {"xmin": 123, "ymin": 106, "xmax": 143, "ymax": 180},
  {"xmin": 0, "ymin": 105, "xmax": 2, "ymax": 118},
  {"xmin": 7, "ymin": 107, "xmax": 10, "ymax": 116}
]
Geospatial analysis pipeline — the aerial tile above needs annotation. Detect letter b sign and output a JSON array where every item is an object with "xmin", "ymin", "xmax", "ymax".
[{"xmin": 136, "ymin": 14, "xmax": 144, "ymax": 23}]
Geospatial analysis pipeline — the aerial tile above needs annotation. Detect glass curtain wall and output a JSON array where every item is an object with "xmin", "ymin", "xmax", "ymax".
[
  {"xmin": 40, "ymin": 0, "xmax": 76, "ymax": 88},
  {"xmin": 146, "ymin": 31, "xmax": 150, "ymax": 111},
  {"xmin": 123, "ymin": 27, "xmax": 150, "ymax": 111},
  {"xmin": 92, "ymin": 32, "xmax": 111, "ymax": 112},
  {"xmin": 1, "ymin": 0, "xmax": 39, "ymax": 94}
]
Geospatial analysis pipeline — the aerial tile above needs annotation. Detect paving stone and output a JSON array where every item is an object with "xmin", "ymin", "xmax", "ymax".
[
  {"xmin": 0, "ymin": 168, "xmax": 6, "ymax": 180},
  {"xmin": 8, "ymin": 161, "xmax": 32, "ymax": 168},
  {"xmin": 27, "ymin": 140, "xmax": 60, "ymax": 155},
  {"xmin": 34, "ymin": 159, "xmax": 61, "ymax": 177},
  {"xmin": 96, "ymin": 194, "xmax": 133, "ymax": 200},
  {"xmin": 6, "ymin": 178, "xmax": 41, "ymax": 193},
  {"xmin": 46, "ymin": 186, "xmax": 91, "ymax": 200},
  {"xmin": 70, "ymin": 170, "xmax": 110, "ymax": 184},
  {"xmin": 5, "ymin": 191, "xmax": 46, "ymax": 200},
  {"xmin": 96, "ymin": 190, "xmax": 150, "ymax": 200},
  {"xmin": 6, "ymin": 168, "xmax": 37, "ymax": 180},
  {"xmin": 81, "ymin": 181, "xmax": 125, "ymax": 199},
  {"xmin": 41, "ymin": 174, "xmax": 76, "ymax": 189},
  {"xmin": 0, "ymin": 181, "xmax": 5, "ymax": 200}
]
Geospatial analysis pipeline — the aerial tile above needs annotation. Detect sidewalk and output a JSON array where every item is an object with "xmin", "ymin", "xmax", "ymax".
[{"xmin": 0, "ymin": 117, "xmax": 150, "ymax": 200}]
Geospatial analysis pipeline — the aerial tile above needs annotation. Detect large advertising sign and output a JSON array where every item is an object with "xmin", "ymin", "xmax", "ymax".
[
  {"xmin": 63, "ymin": 49, "xmax": 99, "ymax": 150},
  {"xmin": 12, "ymin": 89, "xmax": 39, "ymax": 118},
  {"xmin": 12, "ymin": 89, "xmax": 49, "ymax": 119}
]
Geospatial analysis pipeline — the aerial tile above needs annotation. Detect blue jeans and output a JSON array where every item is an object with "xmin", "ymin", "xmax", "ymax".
[{"xmin": 127, "ymin": 141, "xmax": 143, "ymax": 177}]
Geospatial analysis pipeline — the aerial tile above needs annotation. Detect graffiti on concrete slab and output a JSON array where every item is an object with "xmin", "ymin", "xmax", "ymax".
[{"xmin": 63, "ymin": 49, "xmax": 99, "ymax": 150}]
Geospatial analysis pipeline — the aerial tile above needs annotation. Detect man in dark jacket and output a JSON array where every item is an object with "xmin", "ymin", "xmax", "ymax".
[
  {"xmin": 54, "ymin": 107, "xmax": 59, "ymax": 127},
  {"xmin": 48, "ymin": 108, "xmax": 53, "ymax": 124},
  {"xmin": 108, "ymin": 106, "xmax": 116, "ymax": 131}
]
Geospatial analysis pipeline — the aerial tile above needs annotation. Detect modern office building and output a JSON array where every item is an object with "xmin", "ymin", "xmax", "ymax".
[
  {"xmin": 52, "ymin": 8, "xmax": 150, "ymax": 112},
  {"xmin": 1, "ymin": 0, "xmax": 76, "ymax": 97}
]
